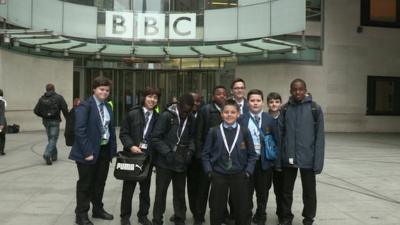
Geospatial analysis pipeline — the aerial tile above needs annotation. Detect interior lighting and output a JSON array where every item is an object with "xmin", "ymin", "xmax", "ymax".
[
  {"xmin": 292, "ymin": 46, "xmax": 298, "ymax": 54},
  {"xmin": 3, "ymin": 34, "xmax": 10, "ymax": 43},
  {"xmin": 35, "ymin": 45, "xmax": 41, "ymax": 52},
  {"xmin": 64, "ymin": 49, "xmax": 69, "ymax": 57},
  {"xmin": 263, "ymin": 50, "xmax": 268, "ymax": 58},
  {"xmin": 13, "ymin": 39, "xmax": 19, "ymax": 47},
  {"xmin": 95, "ymin": 52, "xmax": 101, "ymax": 59}
]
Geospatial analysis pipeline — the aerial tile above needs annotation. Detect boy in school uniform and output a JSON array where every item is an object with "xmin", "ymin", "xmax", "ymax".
[
  {"xmin": 119, "ymin": 87, "xmax": 161, "ymax": 225},
  {"xmin": 238, "ymin": 89, "xmax": 278, "ymax": 225},
  {"xmin": 191, "ymin": 86, "xmax": 227, "ymax": 225},
  {"xmin": 202, "ymin": 99, "xmax": 258, "ymax": 225},
  {"xmin": 151, "ymin": 93, "xmax": 195, "ymax": 225},
  {"xmin": 278, "ymin": 79, "xmax": 325, "ymax": 225},
  {"xmin": 266, "ymin": 92, "xmax": 284, "ymax": 224}
]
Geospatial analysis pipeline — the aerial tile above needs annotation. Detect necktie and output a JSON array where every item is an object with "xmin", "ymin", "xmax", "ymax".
[
  {"xmin": 254, "ymin": 115, "xmax": 260, "ymax": 127},
  {"xmin": 144, "ymin": 111, "xmax": 151, "ymax": 124},
  {"xmin": 99, "ymin": 102, "xmax": 105, "ymax": 122}
]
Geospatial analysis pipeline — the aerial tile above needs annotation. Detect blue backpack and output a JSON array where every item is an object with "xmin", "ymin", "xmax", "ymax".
[{"xmin": 250, "ymin": 116, "xmax": 277, "ymax": 161}]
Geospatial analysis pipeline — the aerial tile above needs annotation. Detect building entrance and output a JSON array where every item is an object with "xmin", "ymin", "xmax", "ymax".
[{"xmin": 81, "ymin": 68, "xmax": 228, "ymax": 125}]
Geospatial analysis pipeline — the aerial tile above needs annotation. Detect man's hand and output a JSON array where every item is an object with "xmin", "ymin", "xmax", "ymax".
[
  {"xmin": 85, "ymin": 155, "xmax": 94, "ymax": 161},
  {"xmin": 130, "ymin": 146, "xmax": 143, "ymax": 154}
]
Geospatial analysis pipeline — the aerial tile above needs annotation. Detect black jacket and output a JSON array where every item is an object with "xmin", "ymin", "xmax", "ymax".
[
  {"xmin": 34, "ymin": 91, "xmax": 68, "ymax": 122},
  {"xmin": 195, "ymin": 102, "xmax": 223, "ymax": 159},
  {"xmin": 64, "ymin": 107, "xmax": 76, "ymax": 146},
  {"xmin": 119, "ymin": 105, "xmax": 159, "ymax": 155},
  {"xmin": 0, "ymin": 100, "xmax": 6, "ymax": 134},
  {"xmin": 150, "ymin": 104, "xmax": 195, "ymax": 172}
]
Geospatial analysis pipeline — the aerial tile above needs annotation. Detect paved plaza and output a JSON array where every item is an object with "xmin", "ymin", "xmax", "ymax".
[{"xmin": 0, "ymin": 131, "xmax": 399, "ymax": 225}]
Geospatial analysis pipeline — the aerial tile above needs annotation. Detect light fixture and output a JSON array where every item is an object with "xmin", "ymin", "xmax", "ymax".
[
  {"xmin": 263, "ymin": 50, "xmax": 268, "ymax": 58},
  {"xmin": 63, "ymin": 49, "xmax": 69, "ymax": 57},
  {"xmin": 95, "ymin": 52, "xmax": 101, "ymax": 59},
  {"xmin": 13, "ymin": 39, "xmax": 20, "ymax": 47},
  {"xmin": 199, "ymin": 54, "xmax": 204, "ymax": 61},
  {"xmin": 292, "ymin": 46, "xmax": 298, "ymax": 54},
  {"xmin": 3, "ymin": 34, "xmax": 10, "ymax": 43},
  {"xmin": 165, "ymin": 54, "xmax": 170, "ymax": 61},
  {"xmin": 35, "ymin": 45, "xmax": 41, "ymax": 52}
]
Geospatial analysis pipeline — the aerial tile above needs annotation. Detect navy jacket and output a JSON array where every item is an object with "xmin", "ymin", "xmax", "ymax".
[
  {"xmin": 278, "ymin": 95, "xmax": 325, "ymax": 174},
  {"xmin": 202, "ymin": 123, "xmax": 257, "ymax": 175},
  {"xmin": 238, "ymin": 112, "xmax": 279, "ymax": 170},
  {"xmin": 69, "ymin": 96, "xmax": 117, "ymax": 164}
]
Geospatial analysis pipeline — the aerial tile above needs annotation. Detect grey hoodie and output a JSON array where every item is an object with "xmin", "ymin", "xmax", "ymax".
[{"xmin": 279, "ymin": 95, "xmax": 325, "ymax": 174}]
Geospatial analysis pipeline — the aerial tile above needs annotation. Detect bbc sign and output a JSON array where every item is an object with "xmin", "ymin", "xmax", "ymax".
[{"xmin": 105, "ymin": 11, "xmax": 197, "ymax": 40}]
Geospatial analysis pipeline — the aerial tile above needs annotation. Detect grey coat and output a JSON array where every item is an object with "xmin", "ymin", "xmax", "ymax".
[{"xmin": 279, "ymin": 95, "xmax": 325, "ymax": 174}]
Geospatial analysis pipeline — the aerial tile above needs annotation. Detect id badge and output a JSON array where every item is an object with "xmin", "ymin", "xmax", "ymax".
[
  {"xmin": 226, "ymin": 158, "xmax": 233, "ymax": 170},
  {"xmin": 254, "ymin": 144, "xmax": 261, "ymax": 151},
  {"xmin": 139, "ymin": 142, "xmax": 148, "ymax": 150},
  {"xmin": 172, "ymin": 145, "xmax": 178, "ymax": 152}
]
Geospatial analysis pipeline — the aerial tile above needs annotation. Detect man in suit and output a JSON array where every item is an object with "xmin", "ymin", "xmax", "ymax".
[
  {"xmin": 119, "ymin": 87, "xmax": 161, "ymax": 225},
  {"xmin": 69, "ymin": 76, "xmax": 117, "ymax": 225},
  {"xmin": 231, "ymin": 78, "xmax": 249, "ymax": 115},
  {"xmin": 238, "ymin": 89, "xmax": 279, "ymax": 225}
]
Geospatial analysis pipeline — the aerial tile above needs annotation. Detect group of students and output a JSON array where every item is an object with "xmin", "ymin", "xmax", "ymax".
[{"xmin": 68, "ymin": 76, "xmax": 325, "ymax": 225}]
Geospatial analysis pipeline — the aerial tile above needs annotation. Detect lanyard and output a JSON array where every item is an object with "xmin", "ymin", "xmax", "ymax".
[
  {"xmin": 142, "ymin": 111, "xmax": 152, "ymax": 139},
  {"xmin": 214, "ymin": 103, "xmax": 221, "ymax": 112},
  {"xmin": 220, "ymin": 124, "xmax": 240, "ymax": 159},
  {"xmin": 175, "ymin": 109, "xmax": 188, "ymax": 145}
]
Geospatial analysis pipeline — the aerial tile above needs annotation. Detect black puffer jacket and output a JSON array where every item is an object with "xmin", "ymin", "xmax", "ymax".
[
  {"xmin": 34, "ymin": 91, "xmax": 68, "ymax": 122},
  {"xmin": 194, "ymin": 102, "xmax": 223, "ymax": 159},
  {"xmin": 150, "ymin": 104, "xmax": 195, "ymax": 172},
  {"xmin": 119, "ymin": 105, "xmax": 159, "ymax": 155}
]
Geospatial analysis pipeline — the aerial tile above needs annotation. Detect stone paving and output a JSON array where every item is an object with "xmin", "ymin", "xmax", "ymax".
[{"xmin": 0, "ymin": 131, "xmax": 399, "ymax": 225}]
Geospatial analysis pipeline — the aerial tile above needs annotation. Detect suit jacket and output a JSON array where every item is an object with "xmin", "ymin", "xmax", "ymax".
[
  {"xmin": 69, "ymin": 96, "xmax": 117, "ymax": 164},
  {"xmin": 119, "ymin": 105, "xmax": 158, "ymax": 155},
  {"xmin": 241, "ymin": 98, "xmax": 250, "ymax": 115},
  {"xmin": 238, "ymin": 112, "xmax": 279, "ymax": 170}
]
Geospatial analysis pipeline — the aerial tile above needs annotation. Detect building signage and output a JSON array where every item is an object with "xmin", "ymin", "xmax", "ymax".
[{"xmin": 105, "ymin": 11, "xmax": 197, "ymax": 40}]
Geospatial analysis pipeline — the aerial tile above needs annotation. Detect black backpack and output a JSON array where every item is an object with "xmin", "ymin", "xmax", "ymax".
[{"xmin": 37, "ymin": 96, "xmax": 59, "ymax": 118}]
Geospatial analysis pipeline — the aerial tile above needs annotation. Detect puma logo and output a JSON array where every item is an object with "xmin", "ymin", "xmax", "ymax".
[{"xmin": 116, "ymin": 163, "xmax": 143, "ymax": 171}]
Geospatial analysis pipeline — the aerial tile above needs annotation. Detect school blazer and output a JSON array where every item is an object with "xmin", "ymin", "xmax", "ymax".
[
  {"xmin": 69, "ymin": 96, "xmax": 117, "ymax": 164},
  {"xmin": 238, "ymin": 112, "xmax": 279, "ymax": 170},
  {"xmin": 202, "ymin": 125, "xmax": 257, "ymax": 175}
]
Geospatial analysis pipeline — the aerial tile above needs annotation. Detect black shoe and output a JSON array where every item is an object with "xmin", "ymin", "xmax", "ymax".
[
  {"xmin": 193, "ymin": 220, "xmax": 203, "ymax": 225},
  {"xmin": 121, "ymin": 218, "xmax": 131, "ymax": 225},
  {"xmin": 170, "ymin": 215, "xmax": 176, "ymax": 222},
  {"xmin": 138, "ymin": 217, "xmax": 152, "ymax": 225},
  {"xmin": 43, "ymin": 155, "xmax": 52, "ymax": 165},
  {"xmin": 0, "ymin": 152, "xmax": 5, "ymax": 155},
  {"xmin": 277, "ymin": 221, "xmax": 292, "ymax": 225},
  {"xmin": 51, "ymin": 155, "xmax": 57, "ymax": 161},
  {"xmin": 223, "ymin": 218, "xmax": 235, "ymax": 225},
  {"xmin": 75, "ymin": 216, "xmax": 94, "ymax": 225},
  {"xmin": 92, "ymin": 209, "xmax": 114, "ymax": 220}
]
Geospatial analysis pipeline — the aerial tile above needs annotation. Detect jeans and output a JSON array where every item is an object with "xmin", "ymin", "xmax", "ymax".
[{"xmin": 43, "ymin": 120, "xmax": 60, "ymax": 158}]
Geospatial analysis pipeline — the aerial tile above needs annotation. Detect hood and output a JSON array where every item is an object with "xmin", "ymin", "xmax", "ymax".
[
  {"xmin": 288, "ymin": 94, "xmax": 313, "ymax": 105},
  {"xmin": 44, "ymin": 91, "xmax": 56, "ymax": 97},
  {"xmin": 166, "ymin": 103, "xmax": 179, "ymax": 117}
]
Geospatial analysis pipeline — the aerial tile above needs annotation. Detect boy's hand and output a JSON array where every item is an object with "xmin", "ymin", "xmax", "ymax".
[
  {"xmin": 130, "ymin": 146, "xmax": 143, "ymax": 154},
  {"xmin": 85, "ymin": 155, "xmax": 94, "ymax": 161}
]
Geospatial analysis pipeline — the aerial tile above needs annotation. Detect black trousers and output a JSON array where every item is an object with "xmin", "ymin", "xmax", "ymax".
[
  {"xmin": 187, "ymin": 158, "xmax": 206, "ymax": 221},
  {"xmin": 152, "ymin": 167, "xmax": 187, "ymax": 225},
  {"xmin": 250, "ymin": 159, "xmax": 273, "ymax": 222},
  {"xmin": 120, "ymin": 165, "xmax": 153, "ymax": 220},
  {"xmin": 75, "ymin": 146, "xmax": 110, "ymax": 217},
  {"xmin": 209, "ymin": 172, "xmax": 251, "ymax": 225},
  {"xmin": 0, "ymin": 132, "xmax": 5, "ymax": 153},
  {"xmin": 273, "ymin": 170, "xmax": 284, "ymax": 221},
  {"xmin": 281, "ymin": 167, "xmax": 316, "ymax": 225},
  {"xmin": 194, "ymin": 159, "xmax": 211, "ymax": 221}
]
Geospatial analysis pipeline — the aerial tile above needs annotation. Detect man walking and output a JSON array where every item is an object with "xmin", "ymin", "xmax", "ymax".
[{"xmin": 34, "ymin": 83, "xmax": 68, "ymax": 165}]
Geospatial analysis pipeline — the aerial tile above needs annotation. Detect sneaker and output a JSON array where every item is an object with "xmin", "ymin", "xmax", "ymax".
[
  {"xmin": 51, "ymin": 155, "xmax": 57, "ymax": 161},
  {"xmin": 138, "ymin": 217, "xmax": 152, "ymax": 225}
]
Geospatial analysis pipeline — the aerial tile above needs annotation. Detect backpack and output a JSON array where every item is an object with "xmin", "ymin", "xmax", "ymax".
[
  {"xmin": 249, "ymin": 116, "xmax": 277, "ymax": 161},
  {"xmin": 37, "ymin": 96, "xmax": 59, "ymax": 118}
]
